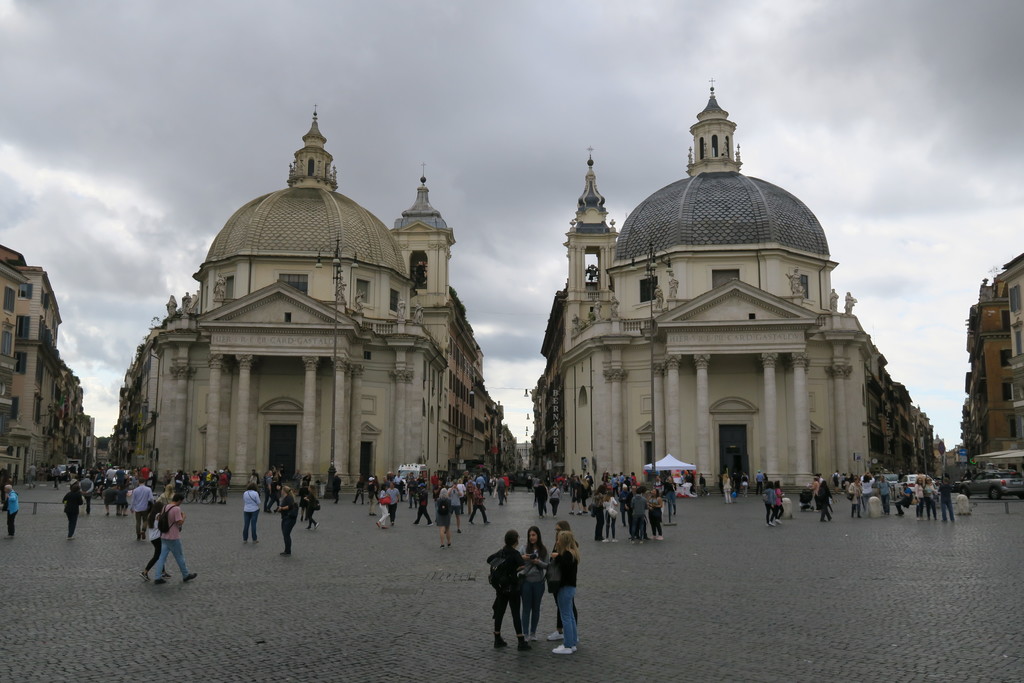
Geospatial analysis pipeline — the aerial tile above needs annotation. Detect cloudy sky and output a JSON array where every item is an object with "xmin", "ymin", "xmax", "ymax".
[{"xmin": 2, "ymin": 0, "xmax": 1022, "ymax": 448}]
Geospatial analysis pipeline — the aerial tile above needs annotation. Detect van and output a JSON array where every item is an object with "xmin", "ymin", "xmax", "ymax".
[{"xmin": 397, "ymin": 463, "xmax": 428, "ymax": 482}]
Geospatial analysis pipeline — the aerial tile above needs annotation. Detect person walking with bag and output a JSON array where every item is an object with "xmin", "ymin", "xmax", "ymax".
[
  {"xmin": 152, "ymin": 493, "xmax": 197, "ymax": 584},
  {"xmin": 278, "ymin": 486, "xmax": 298, "ymax": 555},
  {"xmin": 3, "ymin": 484, "xmax": 19, "ymax": 537},
  {"xmin": 816, "ymin": 476, "xmax": 833, "ymax": 522},
  {"xmin": 603, "ymin": 489, "xmax": 618, "ymax": 541},
  {"xmin": 304, "ymin": 486, "xmax": 320, "ymax": 530},
  {"xmin": 140, "ymin": 501, "xmax": 170, "ymax": 581},
  {"xmin": 62, "ymin": 482, "xmax": 84, "ymax": 539},
  {"xmin": 376, "ymin": 485, "xmax": 392, "ymax": 529}
]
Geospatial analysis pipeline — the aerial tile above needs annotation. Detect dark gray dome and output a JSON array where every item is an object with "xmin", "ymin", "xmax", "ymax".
[{"xmin": 616, "ymin": 171, "xmax": 829, "ymax": 259}]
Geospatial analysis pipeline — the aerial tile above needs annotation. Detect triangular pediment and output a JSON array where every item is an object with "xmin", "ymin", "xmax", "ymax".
[
  {"xmin": 660, "ymin": 280, "xmax": 818, "ymax": 325},
  {"xmin": 201, "ymin": 281, "xmax": 352, "ymax": 327}
]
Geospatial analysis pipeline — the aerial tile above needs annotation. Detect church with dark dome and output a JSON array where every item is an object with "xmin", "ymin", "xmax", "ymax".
[
  {"xmin": 536, "ymin": 89, "xmax": 898, "ymax": 484},
  {"xmin": 117, "ymin": 113, "xmax": 491, "ymax": 482}
]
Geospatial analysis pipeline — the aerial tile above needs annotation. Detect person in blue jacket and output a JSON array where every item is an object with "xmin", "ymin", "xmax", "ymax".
[{"xmin": 4, "ymin": 484, "xmax": 19, "ymax": 537}]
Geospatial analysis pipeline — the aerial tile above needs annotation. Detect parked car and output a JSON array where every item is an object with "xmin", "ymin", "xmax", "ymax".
[{"xmin": 956, "ymin": 471, "xmax": 1024, "ymax": 499}]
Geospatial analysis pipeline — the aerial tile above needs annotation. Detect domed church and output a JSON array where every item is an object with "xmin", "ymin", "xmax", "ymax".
[
  {"xmin": 536, "ymin": 89, "xmax": 905, "ymax": 484},
  {"xmin": 122, "ymin": 114, "xmax": 475, "ymax": 481}
]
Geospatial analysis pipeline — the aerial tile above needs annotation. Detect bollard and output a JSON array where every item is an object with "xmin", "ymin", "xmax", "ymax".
[
  {"xmin": 868, "ymin": 496, "xmax": 883, "ymax": 518},
  {"xmin": 781, "ymin": 497, "xmax": 793, "ymax": 519},
  {"xmin": 954, "ymin": 494, "xmax": 971, "ymax": 516}
]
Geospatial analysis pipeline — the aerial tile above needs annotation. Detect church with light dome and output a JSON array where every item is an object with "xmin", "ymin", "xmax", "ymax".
[
  {"xmin": 535, "ymin": 89, "xmax": 932, "ymax": 483},
  {"xmin": 116, "ymin": 113, "xmax": 492, "ymax": 482}
]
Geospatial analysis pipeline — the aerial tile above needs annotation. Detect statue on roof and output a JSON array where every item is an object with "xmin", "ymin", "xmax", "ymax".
[
  {"xmin": 166, "ymin": 295, "xmax": 178, "ymax": 318},
  {"xmin": 844, "ymin": 292, "xmax": 858, "ymax": 315}
]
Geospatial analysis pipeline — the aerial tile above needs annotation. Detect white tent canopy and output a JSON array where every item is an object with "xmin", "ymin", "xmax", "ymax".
[
  {"xmin": 643, "ymin": 454, "xmax": 697, "ymax": 471},
  {"xmin": 976, "ymin": 450, "xmax": 1024, "ymax": 461}
]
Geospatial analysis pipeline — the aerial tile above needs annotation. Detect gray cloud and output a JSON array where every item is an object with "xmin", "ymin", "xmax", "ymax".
[{"xmin": 2, "ymin": 0, "xmax": 1022, "ymax": 441}]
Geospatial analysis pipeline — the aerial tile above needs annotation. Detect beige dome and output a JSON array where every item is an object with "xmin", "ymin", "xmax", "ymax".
[{"xmin": 204, "ymin": 186, "xmax": 407, "ymax": 275}]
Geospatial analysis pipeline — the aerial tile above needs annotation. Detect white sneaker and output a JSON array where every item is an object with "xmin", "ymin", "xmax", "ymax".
[
  {"xmin": 547, "ymin": 631, "xmax": 563, "ymax": 641},
  {"xmin": 552, "ymin": 646, "xmax": 574, "ymax": 655}
]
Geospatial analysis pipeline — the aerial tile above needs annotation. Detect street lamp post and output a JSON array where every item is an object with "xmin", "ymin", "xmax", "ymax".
[
  {"xmin": 317, "ymin": 241, "xmax": 344, "ymax": 483},
  {"xmin": 646, "ymin": 241, "xmax": 658, "ymax": 483}
]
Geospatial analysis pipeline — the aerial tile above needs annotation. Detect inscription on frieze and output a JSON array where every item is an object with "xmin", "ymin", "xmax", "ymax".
[
  {"xmin": 213, "ymin": 333, "xmax": 323, "ymax": 347},
  {"xmin": 668, "ymin": 330, "xmax": 803, "ymax": 346}
]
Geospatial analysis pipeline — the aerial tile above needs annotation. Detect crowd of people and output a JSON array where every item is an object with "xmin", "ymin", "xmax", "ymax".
[{"xmin": 793, "ymin": 471, "xmax": 960, "ymax": 523}]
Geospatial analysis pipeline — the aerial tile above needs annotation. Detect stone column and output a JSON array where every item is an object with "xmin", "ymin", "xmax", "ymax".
[
  {"xmin": 694, "ymin": 354, "xmax": 711, "ymax": 478},
  {"xmin": 761, "ymin": 353, "xmax": 779, "ymax": 478},
  {"xmin": 391, "ymin": 367, "xmax": 413, "ymax": 469},
  {"xmin": 233, "ymin": 354, "xmax": 254, "ymax": 476},
  {"xmin": 206, "ymin": 354, "xmax": 223, "ymax": 471},
  {"xmin": 652, "ymin": 362, "xmax": 665, "ymax": 463},
  {"xmin": 332, "ymin": 358, "xmax": 348, "ymax": 478},
  {"xmin": 665, "ymin": 355, "xmax": 681, "ymax": 459},
  {"xmin": 347, "ymin": 363, "xmax": 364, "ymax": 482},
  {"xmin": 301, "ymin": 356, "xmax": 319, "ymax": 476},
  {"xmin": 792, "ymin": 352, "xmax": 810, "ymax": 479},
  {"xmin": 828, "ymin": 363, "xmax": 852, "ymax": 471},
  {"xmin": 171, "ymin": 360, "xmax": 191, "ymax": 471},
  {"xmin": 603, "ymin": 368, "xmax": 627, "ymax": 474}
]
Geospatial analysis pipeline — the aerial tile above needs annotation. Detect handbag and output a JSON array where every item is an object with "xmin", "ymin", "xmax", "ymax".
[
  {"xmin": 607, "ymin": 505, "xmax": 619, "ymax": 519},
  {"xmin": 380, "ymin": 495, "xmax": 392, "ymax": 505}
]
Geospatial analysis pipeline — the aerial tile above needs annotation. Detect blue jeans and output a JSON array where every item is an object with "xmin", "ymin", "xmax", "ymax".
[
  {"xmin": 243, "ymin": 509, "xmax": 259, "ymax": 541},
  {"xmin": 604, "ymin": 513, "xmax": 616, "ymax": 539},
  {"xmin": 941, "ymin": 498, "xmax": 955, "ymax": 521},
  {"xmin": 154, "ymin": 538, "xmax": 190, "ymax": 578},
  {"xmin": 556, "ymin": 586, "xmax": 578, "ymax": 648},
  {"xmin": 880, "ymin": 495, "xmax": 890, "ymax": 515},
  {"xmin": 281, "ymin": 515, "xmax": 296, "ymax": 553},
  {"xmin": 520, "ymin": 580, "xmax": 545, "ymax": 636}
]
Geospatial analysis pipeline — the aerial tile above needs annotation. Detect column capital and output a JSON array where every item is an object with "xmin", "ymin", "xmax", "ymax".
[
  {"xmin": 603, "ymin": 368, "xmax": 628, "ymax": 382},
  {"xmin": 332, "ymin": 357, "xmax": 349, "ymax": 373},
  {"xmin": 302, "ymin": 355, "xmax": 320, "ymax": 371},
  {"xmin": 236, "ymin": 354, "xmax": 255, "ymax": 370},
  {"xmin": 652, "ymin": 361, "xmax": 666, "ymax": 375},
  {"xmin": 170, "ymin": 362, "xmax": 192, "ymax": 380},
  {"xmin": 826, "ymin": 363, "xmax": 852, "ymax": 379},
  {"xmin": 791, "ymin": 352, "xmax": 809, "ymax": 369},
  {"xmin": 348, "ymin": 363, "xmax": 364, "ymax": 378},
  {"xmin": 209, "ymin": 353, "xmax": 224, "ymax": 370},
  {"xmin": 665, "ymin": 355, "xmax": 681, "ymax": 370},
  {"xmin": 693, "ymin": 354, "xmax": 711, "ymax": 370},
  {"xmin": 390, "ymin": 369, "xmax": 414, "ymax": 383},
  {"xmin": 760, "ymin": 352, "xmax": 779, "ymax": 368}
]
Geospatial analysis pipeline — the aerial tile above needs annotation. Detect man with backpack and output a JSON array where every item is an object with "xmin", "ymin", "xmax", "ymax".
[
  {"xmin": 152, "ymin": 493, "xmax": 197, "ymax": 585},
  {"xmin": 486, "ymin": 529, "xmax": 529, "ymax": 650}
]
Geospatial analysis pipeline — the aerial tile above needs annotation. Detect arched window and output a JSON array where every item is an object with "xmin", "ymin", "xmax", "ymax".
[
  {"xmin": 410, "ymin": 251, "xmax": 428, "ymax": 290},
  {"xmin": 699, "ymin": 138, "xmax": 706, "ymax": 160},
  {"xmin": 578, "ymin": 386, "xmax": 588, "ymax": 407},
  {"xmin": 307, "ymin": 159, "xmax": 315, "ymax": 176},
  {"xmin": 711, "ymin": 135, "xmax": 719, "ymax": 157}
]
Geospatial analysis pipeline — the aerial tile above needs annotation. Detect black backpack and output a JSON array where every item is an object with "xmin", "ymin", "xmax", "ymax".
[
  {"xmin": 488, "ymin": 554, "xmax": 519, "ymax": 592},
  {"xmin": 157, "ymin": 508, "xmax": 171, "ymax": 534},
  {"xmin": 437, "ymin": 497, "xmax": 450, "ymax": 515}
]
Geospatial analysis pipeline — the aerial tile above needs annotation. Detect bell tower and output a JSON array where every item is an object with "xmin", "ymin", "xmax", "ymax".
[{"xmin": 565, "ymin": 154, "xmax": 618, "ymax": 322}]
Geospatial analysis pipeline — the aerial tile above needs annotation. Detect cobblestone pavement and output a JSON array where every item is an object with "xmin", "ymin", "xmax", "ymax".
[{"xmin": 3, "ymin": 485, "xmax": 1023, "ymax": 682}]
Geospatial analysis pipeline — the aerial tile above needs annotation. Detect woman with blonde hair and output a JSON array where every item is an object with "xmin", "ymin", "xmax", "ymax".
[{"xmin": 549, "ymin": 528, "xmax": 580, "ymax": 655}]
